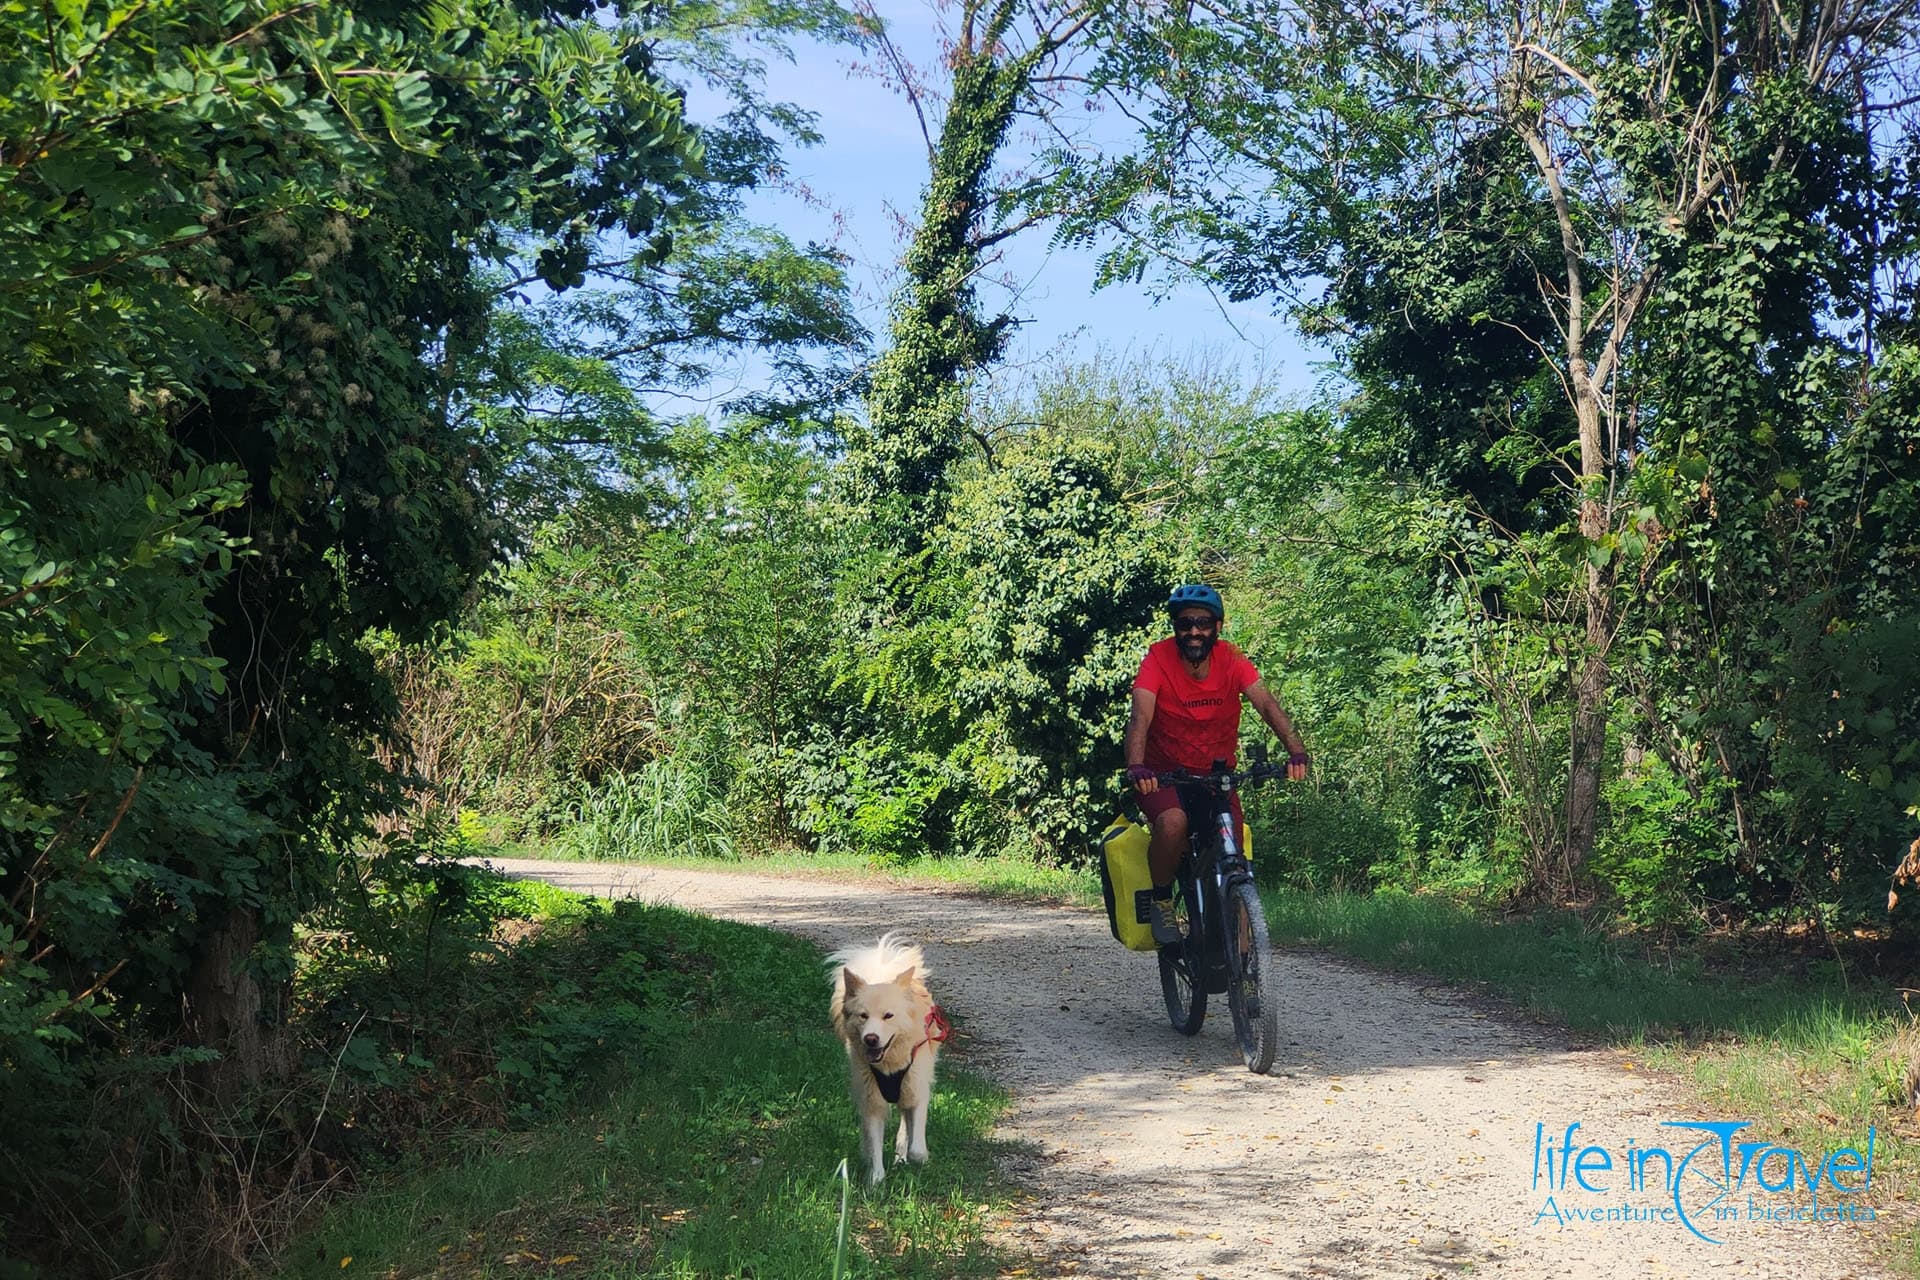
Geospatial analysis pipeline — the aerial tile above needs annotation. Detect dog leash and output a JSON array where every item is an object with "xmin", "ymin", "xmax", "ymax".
[{"xmin": 911, "ymin": 1004, "xmax": 952, "ymax": 1064}]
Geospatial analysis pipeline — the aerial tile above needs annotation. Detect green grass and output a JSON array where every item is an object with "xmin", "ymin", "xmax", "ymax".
[
  {"xmin": 1261, "ymin": 886, "xmax": 1878, "ymax": 1040},
  {"xmin": 565, "ymin": 763, "xmax": 738, "ymax": 861},
  {"xmin": 274, "ymin": 897, "xmax": 1031, "ymax": 1280}
]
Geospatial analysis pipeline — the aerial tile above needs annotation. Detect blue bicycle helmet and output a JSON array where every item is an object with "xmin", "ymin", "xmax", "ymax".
[{"xmin": 1166, "ymin": 583, "xmax": 1224, "ymax": 620}]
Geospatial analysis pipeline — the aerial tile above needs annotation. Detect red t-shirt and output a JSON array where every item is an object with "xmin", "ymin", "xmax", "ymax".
[{"xmin": 1134, "ymin": 638, "xmax": 1262, "ymax": 772}]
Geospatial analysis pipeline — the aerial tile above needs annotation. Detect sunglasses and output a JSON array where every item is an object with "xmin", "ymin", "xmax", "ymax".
[{"xmin": 1173, "ymin": 615, "xmax": 1218, "ymax": 633}]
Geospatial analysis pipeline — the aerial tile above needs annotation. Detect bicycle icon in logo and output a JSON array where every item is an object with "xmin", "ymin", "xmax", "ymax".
[{"xmin": 1664, "ymin": 1121, "xmax": 1747, "ymax": 1243}]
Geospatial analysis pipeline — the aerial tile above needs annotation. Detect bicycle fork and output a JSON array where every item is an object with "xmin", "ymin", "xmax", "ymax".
[
  {"xmin": 1204, "ymin": 785, "xmax": 1256, "ymax": 994},
  {"xmin": 1190, "ymin": 798, "xmax": 1252, "ymax": 996}
]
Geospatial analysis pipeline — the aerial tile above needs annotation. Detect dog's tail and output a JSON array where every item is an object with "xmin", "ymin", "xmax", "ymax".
[{"xmin": 827, "ymin": 932, "xmax": 930, "ymax": 994}]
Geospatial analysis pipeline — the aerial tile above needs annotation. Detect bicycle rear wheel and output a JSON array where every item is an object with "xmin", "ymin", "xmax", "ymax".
[
  {"xmin": 1226, "ymin": 880, "xmax": 1278, "ymax": 1073},
  {"xmin": 1156, "ymin": 866, "xmax": 1205, "ymax": 1035}
]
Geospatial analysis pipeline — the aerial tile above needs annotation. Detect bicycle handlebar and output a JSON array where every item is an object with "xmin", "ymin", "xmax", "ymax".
[{"xmin": 1128, "ymin": 762, "xmax": 1294, "ymax": 790}]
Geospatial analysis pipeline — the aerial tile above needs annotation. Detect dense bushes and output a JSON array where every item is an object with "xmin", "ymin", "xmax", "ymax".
[
  {"xmin": 395, "ymin": 328, "xmax": 1919, "ymax": 957},
  {"xmin": 1, "ymin": 845, "xmax": 709, "ymax": 1278}
]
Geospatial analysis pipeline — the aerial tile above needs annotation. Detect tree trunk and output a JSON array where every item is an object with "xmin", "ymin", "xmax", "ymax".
[
  {"xmin": 185, "ymin": 905, "xmax": 292, "ymax": 1100},
  {"xmin": 1517, "ymin": 109, "xmax": 1620, "ymax": 897},
  {"xmin": 1566, "ymin": 554, "xmax": 1612, "ymax": 890},
  {"xmin": 1563, "ymin": 368, "xmax": 1612, "ymax": 893}
]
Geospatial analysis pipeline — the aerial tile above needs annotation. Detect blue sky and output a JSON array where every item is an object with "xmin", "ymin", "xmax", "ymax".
[{"xmin": 684, "ymin": 0, "xmax": 1335, "ymax": 405}]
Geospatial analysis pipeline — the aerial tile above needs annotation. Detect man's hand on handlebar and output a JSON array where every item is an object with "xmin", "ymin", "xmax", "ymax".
[
  {"xmin": 1286, "ymin": 750, "xmax": 1310, "ymax": 783},
  {"xmin": 1126, "ymin": 763, "xmax": 1158, "ymax": 796}
]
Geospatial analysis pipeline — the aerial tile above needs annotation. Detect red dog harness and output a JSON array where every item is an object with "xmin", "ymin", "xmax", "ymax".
[{"xmin": 869, "ymin": 1005, "xmax": 952, "ymax": 1104}]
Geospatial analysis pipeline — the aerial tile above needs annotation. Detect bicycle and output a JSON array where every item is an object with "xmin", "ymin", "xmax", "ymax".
[{"xmin": 1135, "ymin": 758, "xmax": 1289, "ymax": 1074}]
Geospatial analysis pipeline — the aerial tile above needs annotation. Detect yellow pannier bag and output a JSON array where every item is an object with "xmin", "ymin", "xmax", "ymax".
[
  {"xmin": 1097, "ymin": 812, "xmax": 1256, "ymax": 953},
  {"xmin": 1098, "ymin": 815, "xmax": 1158, "ymax": 951}
]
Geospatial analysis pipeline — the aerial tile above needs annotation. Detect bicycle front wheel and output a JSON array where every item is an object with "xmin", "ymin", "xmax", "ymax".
[
  {"xmin": 1226, "ymin": 880, "xmax": 1278, "ymax": 1073},
  {"xmin": 1157, "ymin": 866, "xmax": 1205, "ymax": 1036}
]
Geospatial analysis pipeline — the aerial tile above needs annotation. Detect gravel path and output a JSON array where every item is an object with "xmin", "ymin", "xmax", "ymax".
[{"xmin": 483, "ymin": 858, "xmax": 1893, "ymax": 1280}]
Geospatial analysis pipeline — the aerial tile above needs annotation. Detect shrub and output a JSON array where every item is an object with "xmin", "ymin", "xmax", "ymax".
[
  {"xmin": 566, "ymin": 761, "xmax": 738, "ymax": 860},
  {"xmin": 1592, "ymin": 758, "xmax": 1735, "ymax": 932}
]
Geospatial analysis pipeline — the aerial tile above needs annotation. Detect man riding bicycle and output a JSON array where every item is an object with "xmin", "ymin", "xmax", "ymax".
[{"xmin": 1124, "ymin": 584, "xmax": 1309, "ymax": 944}]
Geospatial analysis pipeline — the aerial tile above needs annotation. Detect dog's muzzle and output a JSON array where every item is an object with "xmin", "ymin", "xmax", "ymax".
[{"xmin": 862, "ymin": 1033, "xmax": 891, "ymax": 1064}]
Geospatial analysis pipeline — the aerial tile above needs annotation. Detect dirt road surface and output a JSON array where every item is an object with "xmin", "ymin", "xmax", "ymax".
[{"xmin": 483, "ymin": 858, "xmax": 1893, "ymax": 1279}]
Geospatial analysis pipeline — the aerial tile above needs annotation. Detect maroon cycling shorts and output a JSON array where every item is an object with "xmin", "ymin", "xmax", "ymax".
[{"xmin": 1139, "ymin": 782, "xmax": 1244, "ymax": 837}]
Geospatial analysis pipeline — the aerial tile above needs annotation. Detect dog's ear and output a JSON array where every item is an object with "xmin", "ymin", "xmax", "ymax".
[
  {"xmin": 841, "ymin": 968, "xmax": 866, "ymax": 997},
  {"xmin": 890, "ymin": 966, "xmax": 916, "ymax": 988}
]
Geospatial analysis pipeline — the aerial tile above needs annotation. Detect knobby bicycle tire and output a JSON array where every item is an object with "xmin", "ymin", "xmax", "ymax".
[
  {"xmin": 1157, "ymin": 865, "xmax": 1205, "ymax": 1035},
  {"xmin": 1225, "ymin": 880, "xmax": 1278, "ymax": 1073}
]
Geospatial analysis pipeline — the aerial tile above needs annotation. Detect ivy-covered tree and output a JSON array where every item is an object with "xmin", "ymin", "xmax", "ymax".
[
  {"xmin": 939, "ymin": 431, "xmax": 1168, "ymax": 854},
  {"xmin": 1624, "ymin": 102, "xmax": 1920, "ymax": 928},
  {"xmin": 794, "ymin": 0, "xmax": 1179, "ymax": 864},
  {"xmin": 839, "ymin": 0, "xmax": 1100, "ymax": 547}
]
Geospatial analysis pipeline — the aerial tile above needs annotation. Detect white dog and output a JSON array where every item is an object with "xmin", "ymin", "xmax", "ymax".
[{"xmin": 827, "ymin": 934, "xmax": 949, "ymax": 1185}]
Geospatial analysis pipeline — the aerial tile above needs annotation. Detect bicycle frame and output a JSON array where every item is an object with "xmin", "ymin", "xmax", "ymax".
[{"xmin": 1168, "ymin": 765, "xmax": 1262, "ymax": 995}]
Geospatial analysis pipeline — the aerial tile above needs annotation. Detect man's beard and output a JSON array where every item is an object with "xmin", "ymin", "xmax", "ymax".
[{"xmin": 1178, "ymin": 632, "xmax": 1217, "ymax": 664}]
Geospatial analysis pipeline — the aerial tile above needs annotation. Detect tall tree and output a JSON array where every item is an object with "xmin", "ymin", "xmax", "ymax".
[
  {"xmin": 1061, "ymin": 0, "xmax": 1916, "ymax": 891},
  {"xmin": 840, "ymin": 0, "xmax": 1100, "ymax": 546},
  {"xmin": 0, "ymin": 0, "xmax": 700, "ymax": 1139},
  {"xmin": 797, "ymin": 0, "xmax": 1174, "ymax": 864}
]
